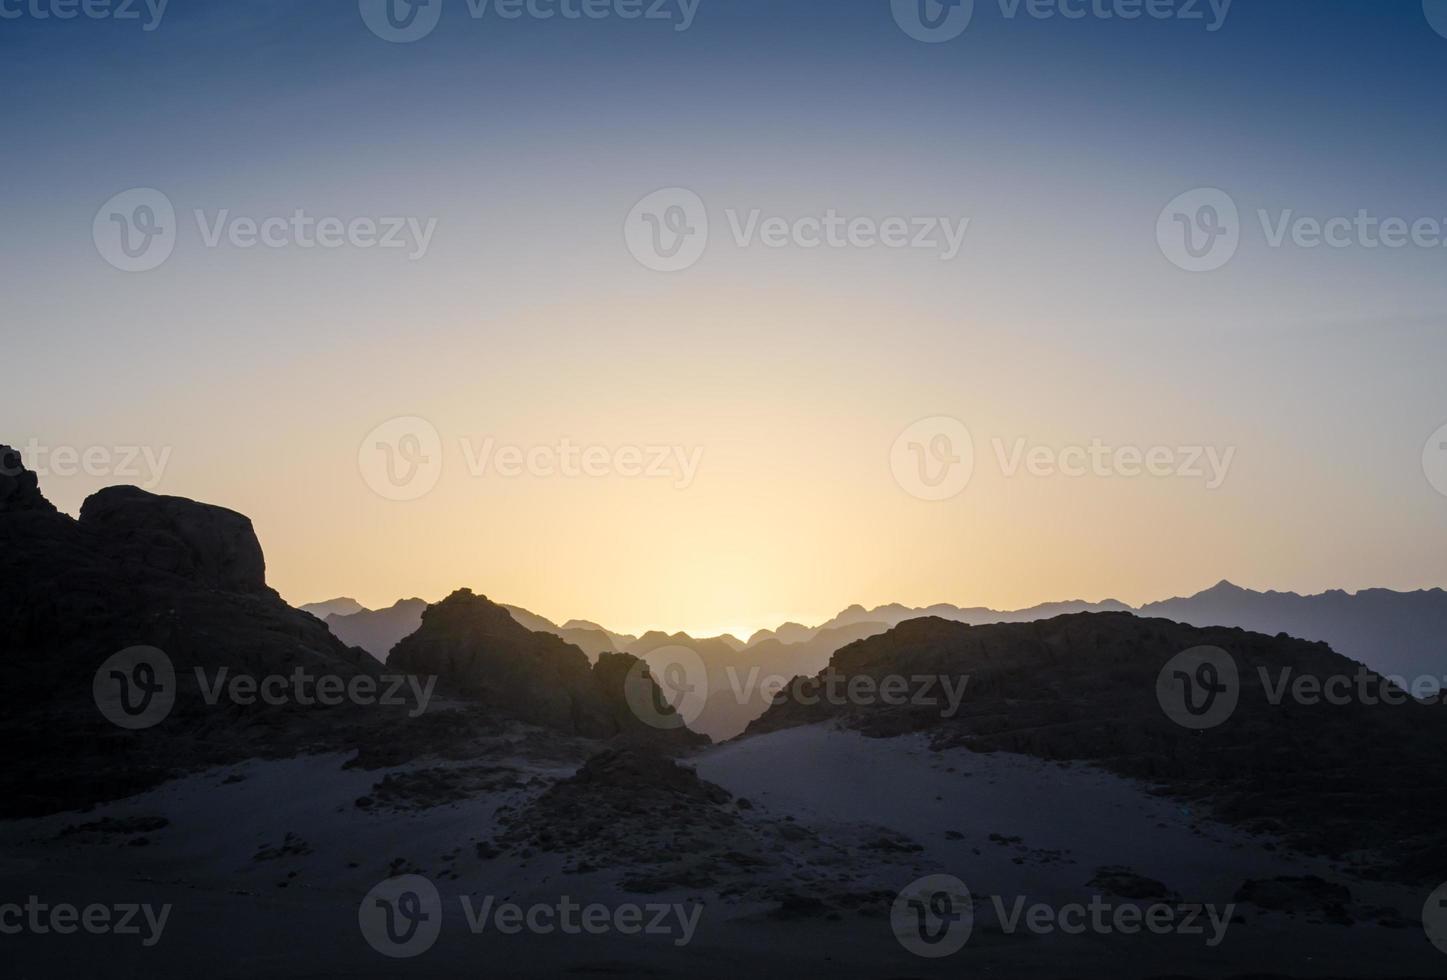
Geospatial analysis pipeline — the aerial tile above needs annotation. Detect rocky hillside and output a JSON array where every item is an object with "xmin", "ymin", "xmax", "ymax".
[
  {"xmin": 0, "ymin": 445, "xmax": 383, "ymax": 816},
  {"xmin": 387, "ymin": 589, "xmax": 706, "ymax": 747},
  {"xmin": 747, "ymin": 612, "xmax": 1447, "ymax": 881}
]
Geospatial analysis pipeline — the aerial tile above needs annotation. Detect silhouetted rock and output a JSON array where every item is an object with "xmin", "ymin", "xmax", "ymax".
[
  {"xmin": 747, "ymin": 613, "xmax": 1447, "ymax": 882},
  {"xmin": 0, "ymin": 445, "xmax": 378, "ymax": 817},
  {"xmin": 298, "ymin": 597, "xmax": 366, "ymax": 619},
  {"xmin": 326, "ymin": 598, "xmax": 429, "ymax": 661},
  {"xmin": 80, "ymin": 485, "xmax": 267, "ymax": 594},
  {"xmin": 1234, "ymin": 875, "xmax": 1353, "ymax": 923},
  {"xmin": 0, "ymin": 444, "xmax": 56, "ymax": 514},
  {"xmin": 387, "ymin": 589, "xmax": 707, "ymax": 746}
]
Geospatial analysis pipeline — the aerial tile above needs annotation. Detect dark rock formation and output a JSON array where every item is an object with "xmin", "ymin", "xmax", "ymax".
[
  {"xmin": 387, "ymin": 588, "xmax": 707, "ymax": 746},
  {"xmin": 0, "ymin": 444, "xmax": 57, "ymax": 514},
  {"xmin": 747, "ymin": 613, "xmax": 1447, "ymax": 882},
  {"xmin": 79, "ymin": 485, "xmax": 268, "ymax": 594},
  {"xmin": 0, "ymin": 446, "xmax": 377, "ymax": 817},
  {"xmin": 326, "ymin": 598, "xmax": 430, "ymax": 661},
  {"xmin": 1233, "ymin": 876, "xmax": 1353, "ymax": 924}
]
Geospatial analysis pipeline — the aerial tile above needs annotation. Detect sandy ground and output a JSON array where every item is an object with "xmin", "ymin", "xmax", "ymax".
[{"xmin": 1, "ymin": 723, "xmax": 1441, "ymax": 978}]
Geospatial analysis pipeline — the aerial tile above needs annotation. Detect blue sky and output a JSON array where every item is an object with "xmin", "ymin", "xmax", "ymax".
[{"xmin": 3, "ymin": 0, "xmax": 1446, "ymax": 632}]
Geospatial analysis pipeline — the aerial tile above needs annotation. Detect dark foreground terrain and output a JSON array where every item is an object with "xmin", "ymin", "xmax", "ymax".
[{"xmin": 3, "ymin": 445, "xmax": 1445, "ymax": 977}]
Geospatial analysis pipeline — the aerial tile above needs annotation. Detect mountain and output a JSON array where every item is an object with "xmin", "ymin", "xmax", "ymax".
[
  {"xmin": 1141, "ymin": 579, "xmax": 1447, "ymax": 685},
  {"xmin": 745, "ymin": 598, "xmax": 1132, "ymax": 647},
  {"xmin": 748, "ymin": 611, "xmax": 1447, "ymax": 881},
  {"xmin": 317, "ymin": 598, "xmax": 619, "ymax": 662},
  {"xmin": 626, "ymin": 623, "xmax": 890, "ymax": 741},
  {"xmin": 325, "ymin": 598, "xmax": 429, "ymax": 660},
  {"xmin": 560, "ymin": 618, "xmax": 638, "ymax": 650},
  {"xmin": 297, "ymin": 596, "xmax": 366, "ymax": 619},
  {"xmin": 814, "ymin": 597, "xmax": 1135, "ymax": 635},
  {"xmin": 387, "ymin": 589, "xmax": 705, "ymax": 746},
  {"xmin": 742, "ymin": 584, "xmax": 1447, "ymax": 694},
  {"xmin": 745, "ymin": 621, "xmax": 815, "ymax": 646},
  {"xmin": 0, "ymin": 445, "xmax": 378, "ymax": 817},
  {"xmin": 695, "ymin": 622, "xmax": 891, "ymax": 740}
]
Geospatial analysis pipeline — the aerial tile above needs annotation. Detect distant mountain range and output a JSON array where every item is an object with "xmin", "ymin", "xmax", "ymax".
[
  {"xmin": 302, "ymin": 581, "xmax": 1447, "ymax": 737},
  {"xmin": 1140, "ymin": 580, "xmax": 1447, "ymax": 683}
]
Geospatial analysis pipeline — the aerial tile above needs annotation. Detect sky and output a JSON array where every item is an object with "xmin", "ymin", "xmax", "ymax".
[{"xmin": 4, "ymin": 0, "xmax": 1447, "ymax": 638}]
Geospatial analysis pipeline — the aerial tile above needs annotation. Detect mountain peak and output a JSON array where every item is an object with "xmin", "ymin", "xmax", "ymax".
[
  {"xmin": 0, "ymin": 445, "xmax": 58, "ymax": 515},
  {"xmin": 1203, "ymin": 579, "xmax": 1248, "ymax": 595}
]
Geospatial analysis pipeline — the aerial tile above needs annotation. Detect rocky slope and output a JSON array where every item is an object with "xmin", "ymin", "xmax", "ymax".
[
  {"xmin": 387, "ymin": 588, "xmax": 707, "ymax": 747},
  {"xmin": 0, "ymin": 445, "xmax": 381, "ymax": 816},
  {"xmin": 746, "ymin": 612, "xmax": 1447, "ymax": 882}
]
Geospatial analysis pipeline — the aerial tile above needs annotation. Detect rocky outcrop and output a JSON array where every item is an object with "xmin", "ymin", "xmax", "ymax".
[
  {"xmin": 0, "ymin": 446, "xmax": 377, "ymax": 817},
  {"xmin": 326, "ymin": 598, "xmax": 430, "ymax": 661},
  {"xmin": 747, "ymin": 613, "xmax": 1447, "ymax": 882},
  {"xmin": 79, "ymin": 485, "xmax": 268, "ymax": 594},
  {"xmin": 387, "ymin": 589, "xmax": 707, "ymax": 746},
  {"xmin": 0, "ymin": 444, "xmax": 57, "ymax": 514}
]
